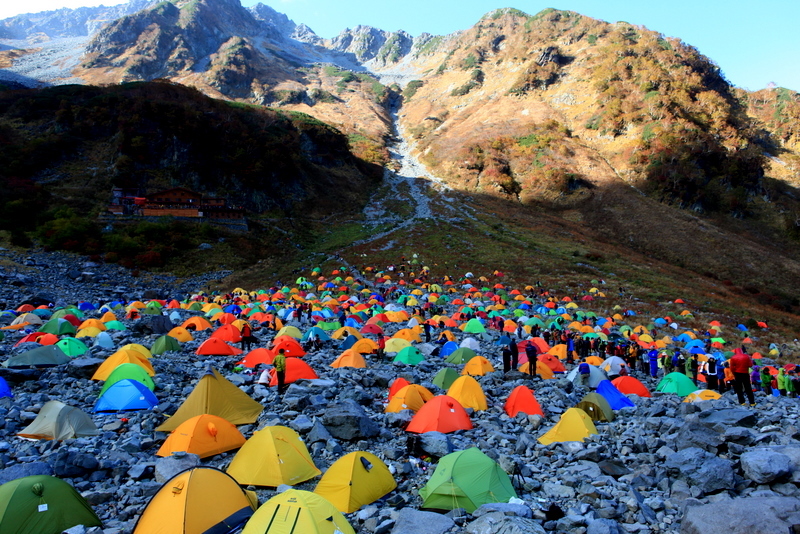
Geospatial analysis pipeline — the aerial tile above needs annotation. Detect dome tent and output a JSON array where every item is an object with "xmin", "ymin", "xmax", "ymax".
[{"xmin": 0, "ymin": 475, "xmax": 101, "ymax": 534}]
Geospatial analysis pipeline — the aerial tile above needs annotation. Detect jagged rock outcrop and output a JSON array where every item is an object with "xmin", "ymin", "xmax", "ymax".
[
  {"xmin": 0, "ymin": 0, "xmax": 155, "ymax": 39},
  {"xmin": 327, "ymin": 25, "xmax": 414, "ymax": 66}
]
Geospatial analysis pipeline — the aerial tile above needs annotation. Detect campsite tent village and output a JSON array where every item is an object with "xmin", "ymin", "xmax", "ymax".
[{"xmin": 1, "ymin": 259, "xmax": 800, "ymax": 534}]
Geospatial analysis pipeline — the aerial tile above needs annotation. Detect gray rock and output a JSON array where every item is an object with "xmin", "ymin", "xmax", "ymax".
[
  {"xmin": 681, "ymin": 497, "xmax": 800, "ymax": 534},
  {"xmin": 465, "ymin": 511, "xmax": 547, "ymax": 534},
  {"xmin": 0, "ymin": 461, "xmax": 53, "ymax": 484},
  {"xmin": 673, "ymin": 421, "xmax": 723, "ymax": 452},
  {"xmin": 289, "ymin": 414, "xmax": 314, "ymax": 433},
  {"xmin": 740, "ymin": 449, "xmax": 793, "ymax": 484},
  {"xmin": 696, "ymin": 408, "xmax": 757, "ymax": 430},
  {"xmin": 154, "ymin": 453, "xmax": 200, "ymax": 483},
  {"xmin": 390, "ymin": 508, "xmax": 455, "ymax": 534},
  {"xmin": 306, "ymin": 419, "xmax": 333, "ymax": 444},
  {"xmin": 472, "ymin": 503, "xmax": 533, "ymax": 518},
  {"xmin": 322, "ymin": 399, "xmax": 380, "ymax": 440},
  {"xmin": 419, "ymin": 432, "xmax": 453, "ymax": 458},
  {"xmin": 587, "ymin": 518, "xmax": 624, "ymax": 534},
  {"xmin": 51, "ymin": 450, "xmax": 99, "ymax": 477},
  {"xmin": 665, "ymin": 447, "xmax": 734, "ymax": 494},
  {"xmin": 542, "ymin": 481, "xmax": 576, "ymax": 499}
]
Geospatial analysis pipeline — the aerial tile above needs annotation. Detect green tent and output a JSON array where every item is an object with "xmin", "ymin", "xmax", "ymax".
[
  {"xmin": 51, "ymin": 308, "xmax": 84, "ymax": 320},
  {"xmin": 576, "ymin": 392, "xmax": 615, "ymax": 422},
  {"xmin": 445, "ymin": 347, "xmax": 476, "ymax": 364},
  {"xmin": 419, "ymin": 447, "xmax": 517, "ymax": 512},
  {"xmin": 463, "ymin": 319, "xmax": 486, "ymax": 334},
  {"xmin": 55, "ymin": 338, "xmax": 89, "ymax": 357},
  {"xmin": 0, "ymin": 475, "xmax": 101, "ymax": 534},
  {"xmin": 151, "ymin": 335, "xmax": 180, "ymax": 355},
  {"xmin": 432, "ymin": 368, "xmax": 459, "ymax": 390},
  {"xmin": 104, "ymin": 320, "xmax": 127, "ymax": 331},
  {"xmin": 656, "ymin": 372, "xmax": 699, "ymax": 397},
  {"xmin": 38, "ymin": 318, "xmax": 76, "ymax": 336},
  {"xmin": 4, "ymin": 346, "xmax": 70, "ymax": 368},
  {"xmin": 393, "ymin": 347, "xmax": 425, "ymax": 365},
  {"xmin": 100, "ymin": 363, "xmax": 156, "ymax": 395}
]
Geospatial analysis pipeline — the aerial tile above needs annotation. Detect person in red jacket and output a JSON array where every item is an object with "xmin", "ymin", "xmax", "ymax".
[{"xmin": 730, "ymin": 350, "xmax": 755, "ymax": 406}]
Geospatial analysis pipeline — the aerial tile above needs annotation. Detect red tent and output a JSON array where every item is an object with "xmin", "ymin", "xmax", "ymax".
[
  {"xmin": 537, "ymin": 354, "xmax": 566, "ymax": 373},
  {"xmin": 504, "ymin": 385, "xmax": 544, "ymax": 417},
  {"xmin": 267, "ymin": 358, "xmax": 318, "ymax": 386},
  {"xmin": 406, "ymin": 395, "xmax": 472, "ymax": 434},
  {"xmin": 211, "ymin": 324, "xmax": 242, "ymax": 343},
  {"xmin": 272, "ymin": 337, "xmax": 306, "ymax": 358},
  {"xmin": 388, "ymin": 377, "xmax": 410, "ymax": 400},
  {"xmin": 237, "ymin": 348, "xmax": 274, "ymax": 368},
  {"xmin": 611, "ymin": 376, "xmax": 651, "ymax": 397},
  {"xmin": 195, "ymin": 338, "xmax": 243, "ymax": 356}
]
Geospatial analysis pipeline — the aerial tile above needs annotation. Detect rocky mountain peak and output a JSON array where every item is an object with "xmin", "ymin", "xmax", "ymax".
[{"xmin": 327, "ymin": 25, "xmax": 414, "ymax": 66}]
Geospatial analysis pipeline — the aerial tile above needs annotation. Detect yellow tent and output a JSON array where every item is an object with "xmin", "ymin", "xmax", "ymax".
[
  {"xmin": 78, "ymin": 319, "xmax": 106, "ymax": 331},
  {"xmin": 276, "ymin": 325, "xmax": 303, "ymax": 339},
  {"xmin": 461, "ymin": 356, "xmax": 495, "ymax": 376},
  {"xmin": 538, "ymin": 407, "xmax": 598, "ymax": 445},
  {"xmin": 332, "ymin": 327, "xmax": 362, "ymax": 340},
  {"xmin": 350, "ymin": 338, "xmax": 378, "ymax": 354},
  {"xmin": 683, "ymin": 390, "xmax": 723, "ymax": 403},
  {"xmin": 167, "ymin": 326, "xmax": 194, "ymax": 342},
  {"xmin": 314, "ymin": 452, "xmax": 396, "ymax": 513},
  {"xmin": 447, "ymin": 376, "xmax": 488, "ymax": 411},
  {"xmin": 384, "ymin": 338, "xmax": 411, "ymax": 353},
  {"xmin": 518, "ymin": 360, "xmax": 555, "ymax": 379},
  {"xmin": 76, "ymin": 326, "xmax": 102, "ymax": 338},
  {"xmin": 120, "ymin": 343, "xmax": 152, "ymax": 359},
  {"xmin": 156, "ymin": 368, "xmax": 263, "ymax": 432},
  {"xmin": 547, "ymin": 344, "xmax": 568, "ymax": 360},
  {"xmin": 242, "ymin": 490, "xmax": 354, "ymax": 534},
  {"xmin": 156, "ymin": 414, "xmax": 246, "ymax": 459},
  {"xmin": 92, "ymin": 350, "xmax": 155, "ymax": 381},
  {"xmin": 385, "ymin": 384, "xmax": 434, "ymax": 413},
  {"xmin": 227, "ymin": 426, "xmax": 320, "ymax": 487},
  {"xmin": 134, "ymin": 467, "xmax": 257, "ymax": 534}
]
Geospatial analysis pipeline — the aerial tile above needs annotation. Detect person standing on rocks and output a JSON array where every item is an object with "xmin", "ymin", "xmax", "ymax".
[
  {"xmin": 777, "ymin": 368, "xmax": 787, "ymax": 396},
  {"xmin": 241, "ymin": 321, "xmax": 254, "ymax": 352},
  {"xmin": 760, "ymin": 366, "xmax": 773, "ymax": 395},
  {"xmin": 501, "ymin": 345, "xmax": 511, "ymax": 374},
  {"xmin": 509, "ymin": 339, "xmax": 519, "ymax": 370},
  {"xmin": 273, "ymin": 348, "xmax": 287, "ymax": 395},
  {"xmin": 730, "ymin": 350, "xmax": 755, "ymax": 406},
  {"xmin": 705, "ymin": 356, "xmax": 718, "ymax": 391}
]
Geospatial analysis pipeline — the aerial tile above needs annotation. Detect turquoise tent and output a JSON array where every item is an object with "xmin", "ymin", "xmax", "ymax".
[
  {"xmin": 393, "ymin": 347, "xmax": 425, "ymax": 365},
  {"xmin": 656, "ymin": 372, "xmax": 699, "ymax": 397}
]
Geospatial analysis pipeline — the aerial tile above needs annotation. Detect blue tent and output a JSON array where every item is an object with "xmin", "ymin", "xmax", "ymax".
[
  {"xmin": 595, "ymin": 380, "xmax": 636, "ymax": 410},
  {"xmin": 439, "ymin": 341, "xmax": 459, "ymax": 358},
  {"xmin": 495, "ymin": 335, "xmax": 512, "ymax": 347},
  {"xmin": 301, "ymin": 327, "xmax": 331, "ymax": 343},
  {"xmin": 340, "ymin": 334, "xmax": 359, "ymax": 350},
  {"xmin": 0, "ymin": 376, "xmax": 12, "ymax": 398},
  {"xmin": 93, "ymin": 379, "xmax": 158, "ymax": 412}
]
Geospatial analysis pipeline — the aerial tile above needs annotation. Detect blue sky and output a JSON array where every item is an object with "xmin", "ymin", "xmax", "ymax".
[{"xmin": 2, "ymin": 0, "xmax": 797, "ymax": 91}]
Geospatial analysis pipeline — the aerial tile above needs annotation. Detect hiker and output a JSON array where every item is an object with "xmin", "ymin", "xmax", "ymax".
[
  {"xmin": 509, "ymin": 340, "xmax": 519, "ymax": 370},
  {"xmin": 777, "ymin": 368, "xmax": 787, "ymax": 396},
  {"xmin": 705, "ymin": 356, "xmax": 718, "ymax": 391},
  {"xmin": 241, "ymin": 322, "xmax": 254, "ymax": 351},
  {"xmin": 423, "ymin": 322, "xmax": 432, "ymax": 343},
  {"xmin": 689, "ymin": 354, "xmax": 699, "ymax": 385},
  {"xmin": 501, "ymin": 346, "xmax": 512, "ymax": 374},
  {"xmin": 578, "ymin": 361, "xmax": 591, "ymax": 387},
  {"xmin": 525, "ymin": 343, "xmax": 539, "ymax": 371},
  {"xmin": 730, "ymin": 349, "xmax": 755, "ymax": 406},
  {"xmin": 760, "ymin": 366, "xmax": 773, "ymax": 395},
  {"xmin": 750, "ymin": 365, "xmax": 761, "ymax": 392},
  {"xmin": 648, "ymin": 349, "xmax": 659, "ymax": 378},
  {"xmin": 717, "ymin": 360, "xmax": 728, "ymax": 393},
  {"xmin": 377, "ymin": 334, "xmax": 386, "ymax": 360},
  {"xmin": 788, "ymin": 370, "xmax": 799, "ymax": 398},
  {"xmin": 273, "ymin": 348, "xmax": 287, "ymax": 395}
]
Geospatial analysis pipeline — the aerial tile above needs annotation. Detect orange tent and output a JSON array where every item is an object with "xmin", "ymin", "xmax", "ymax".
[
  {"xmin": 212, "ymin": 324, "xmax": 243, "ymax": 343},
  {"xmin": 272, "ymin": 337, "xmax": 306, "ymax": 358},
  {"xmin": 92, "ymin": 350, "xmax": 155, "ymax": 380},
  {"xmin": 238, "ymin": 348, "xmax": 275, "ymax": 368},
  {"xmin": 156, "ymin": 414, "xmax": 245, "ymax": 458},
  {"xmin": 385, "ymin": 384, "xmax": 434, "ymax": 413},
  {"xmin": 388, "ymin": 377, "xmax": 410, "ymax": 399},
  {"xmin": 547, "ymin": 344, "xmax": 568, "ymax": 360},
  {"xmin": 537, "ymin": 354, "xmax": 566, "ymax": 373},
  {"xmin": 182, "ymin": 317, "xmax": 213, "ymax": 331},
  {"xmin": 504, "ymin": 385, "xmax": 544, "ymax": 417},
  {"xmin": 406, "ymin": 396, "xmax": 472, "ymax": 434},
  {"xmin": 331, "ymin": 350, "xmax": 367, "ymax": 369},
  {"xmin": 611, "ymin": 376, "xmax": 651, "ymax": 397},
  {"xmin": 195, "ymin": 338, "xmax": 243, "ymax": 356},
  {"xmin": 268, "ymin": 358, "xmax": 319, "ymax": 386}
]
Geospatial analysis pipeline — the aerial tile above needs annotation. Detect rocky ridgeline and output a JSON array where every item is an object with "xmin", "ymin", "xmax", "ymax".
[{"xmin": 1, "ymin": 253, "xmax": 800, "ymax": 534}]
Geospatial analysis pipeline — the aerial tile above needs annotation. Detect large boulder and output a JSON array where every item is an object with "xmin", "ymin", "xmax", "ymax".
[
  {"xmin": 681, "ymin": 497, "xmax": 800, "ymax": 534},
  {"xmin": 154, "ymin": 453, "xmax": 200, "ymax": 483},
  {"xmin": 665, "ymin": 447, "xmax": 734, "ymax": 494},
  {"xmin": 696, "ymin": 408, "xmax": 757, "ymax": 431},
  {"xmin": 321, "ymin": 398, "xmax": 380, "ymax": 440},
  {"xmin": 740, "ymin": 449, "xmax": 793, "ymax": 484},
  {"xmin": 465, "ymin": 512, "xmax": 547, "ymax": 534},
  {"xmin": 673, "ymin": 421, "xmax": 724, "ymax": 453},
  {"xmin": 390, "ymin": 508, "xmax": 455, "ymax": 534}
]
